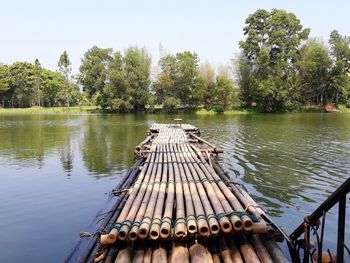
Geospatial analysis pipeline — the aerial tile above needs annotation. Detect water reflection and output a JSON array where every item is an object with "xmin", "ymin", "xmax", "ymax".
[
  {"xmin": 0, "ymin": 115, "xmax": 77, "ymax": 167},
  {"xmin": 59, "ymin": 138, "xmax": 74, "ymax": 176},
  {"xmin": 81, "ymin": 115, "xmax": 148, "ymax": 177}
]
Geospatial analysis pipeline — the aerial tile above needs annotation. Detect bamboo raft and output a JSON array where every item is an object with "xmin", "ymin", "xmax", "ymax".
[{"xmin": 65, "ymin": 123, "xmax": 290, "ymax": 263}]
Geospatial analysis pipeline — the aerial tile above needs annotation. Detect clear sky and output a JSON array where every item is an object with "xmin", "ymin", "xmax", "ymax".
[{"xmin": 1, "ymin": 0, "xmax": 349, "ymax": 74}]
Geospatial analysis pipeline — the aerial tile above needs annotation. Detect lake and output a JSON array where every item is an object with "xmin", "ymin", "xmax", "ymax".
[{"xmin": 0, "ymin": 113, "xmax": 349, "ymax": 262}]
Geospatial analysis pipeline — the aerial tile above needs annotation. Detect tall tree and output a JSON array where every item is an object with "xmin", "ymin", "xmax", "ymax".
[
  {"xmin": 198, "ymin": 62, "xmax": 216, "ymax": 109},
  {"xmin": 34, "ymin": 59, "xmax": 42, "ymax": 106},
  {"xmin": 175, "ymin": 51, "xmax": 202, "ymax": 108},
  {"xmin": 154, "ymin": 51, "xmax": 202, "ymax": 111},
  {"xmin": 0, "ymin": 64, "xmax": 10, "ymax": 107},
  {"xmin": 58, "ymin": 50, "xmax": 73, "ymax": 107},
  {"xmin": 212, "ymin": 75, "xmax": 239, "ymax": 112},
  {"xmin": 296, "ymin": 39, "xmax": 332, "ymax": 104},
  {"xmin": 79, "ymin": 46, "xmax": 113, "ymax": 98},
  {"xmin": 98, "ymin": 51, "xmax": 132, "ymax": 112},
  {"xmin": 41, "ymin": 69, "xmax": 71, "ymax": 107},
  {"xmin": 328, "ymin": 30, "xmax": 350, "ymax": 103},
  {"xmin": 232, "ymin": 53, "xmax": 254, "ymax": 106},
  {"xmin": 239, "ymin": 8, "xmax": 310, "ymax": 111},
  {"xmin": 8, "ymin": 62, "xmax": 35, "ymax": 107},
  {"xmin": 123, "ymin": 46, "xmax": 151, "ymax": 110}
]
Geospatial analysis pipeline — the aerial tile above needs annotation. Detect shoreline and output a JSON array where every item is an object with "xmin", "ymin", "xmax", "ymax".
[{"xmin": 0, "ymin": 105, "xmax": 349, "ymax": 115}]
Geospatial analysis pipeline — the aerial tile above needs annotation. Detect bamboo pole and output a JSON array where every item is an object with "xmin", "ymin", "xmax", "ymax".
[
  {"xmin": 189, "ymin": 241, "xmax": 209, "ymax": 263},
  {"xmin": 178, "ymin": 145, "xmax": 216, "ymax": 236},
  {"xmin": 190, "ymin": 145, "xmax": 253, "ymax": 232},
  {"xmin": 171, "ymin": 243, "xmax": 190, "ymax": 263},
  {"xmin": 187, "ymin": 144, "xmax": 244, "ymax": 232},
  {"xmin": 210, "ymin": 160, "xmax": 270, "ymax": 234},
  {"xmin": 262, "ymin": 238, "xmax": 290, "ymax": 263},
  {"xmin": 118, "ymin": 146, "xmax": 159, "ymax": 240},
  {"xmin": 180, "ymin": 144, "xmax": 231, "ymax": 234},
  {"xmin": 132, "ymin": 249, "xmax": 145, "ymax": 263},
  {"xmin": 114, "ymin": 247, "xmax": 132, "ymax": 263},
  {"xmin": 151, "ymin": 246, "xmax": 168, "ymax": 263},
  {"xmin": 129, "ymin": 154, "xmax": 158, "ymax": 240},
  {"xmin": 143, "ymin": 248, "xmax": 152, "ymax": 263},
  {"xmin": 135, "ymin": 134, "xmax": 153, "ymax": 151},
  {"xmin": 138, "ymin": 145, "xmax": 163, "ymax": 239},
  {"xmin": 206, "ymin": 248, "xmax": 214, "ymax": 263},
  {"xmin": 240, "ymin": 187, "xmax": 266, "ymax": 216},
  {"xmin": 225, "ymin": 237, "xmax": 244, "ymax": 263},
  {"xmin": 160, "ymin": 144, "xmax": 175, "ymax": 239},
  {"xmin": 172, "ymin": 143, "xmax": 187, "ymax": 238},
  {"xmin": 239, "ymin": 235, "xmax": 262, "ymax": 263},
  {"xmin": 150, "ymin": 144, "xmax": 168, "ymax": 240},
  {"xmin": 212, "ymin": 161, "xmax": 265, "ymax": 216},
  {"xmin": 173, "ymin": 144, "xmax": 197, "ymax": 235},
  {"xmin": 102, "ymin": 146, "xmax": 156, "ymax": 245},
  {"xmin": 207, "ymin": 238, "xmax": 221, "ymax": 263},
  {"xmin": 104, "ymin": 248, "xmax": 118, "ymax": 263},
  {"xmin": 212, "ymin": 253, "xmax": 221, "ymax": 263},
  {"xmin": 252, "ymin": 235, "xmax": 274, "ymax": 263},
  {"xmin": 189, "ymin": 133, "xmax": 223, "ymax": 153},
  {"xmin": 218, "ymin": 237, "xmax": 234, "ymax": 263}
]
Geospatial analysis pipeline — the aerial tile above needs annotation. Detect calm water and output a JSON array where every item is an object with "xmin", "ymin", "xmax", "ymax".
[{"xmin": 0, "ymin": 113, "xmax": 349, "ymax": 262}]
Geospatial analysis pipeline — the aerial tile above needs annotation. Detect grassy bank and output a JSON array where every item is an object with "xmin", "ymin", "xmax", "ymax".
[
  {"xmin": 0, "ymin": 106, "xmax": 98, "ymax": 114},
  {"xmin": 0, "ymin": 105, "xmax": 349, "ymax": 115},
  {"xmin": 337, "ymin": 104, "xmax": 350, "ymax": 113},
  {"xmin": 195, "ymin": 108, "xmax": 258, "ymax": 115}
]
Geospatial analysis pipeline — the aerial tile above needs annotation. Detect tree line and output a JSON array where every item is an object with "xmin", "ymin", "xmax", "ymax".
[
  {"xmin": 1, "ymin": 8, "xmax": 350, "ymax": 112},
  {"xmin": 0, "ymin": 51, "xmax": 80, "ymax": 108},
  {"xmin": 237, "ymin": 9, "xmax": 350, "ymax": 112}
]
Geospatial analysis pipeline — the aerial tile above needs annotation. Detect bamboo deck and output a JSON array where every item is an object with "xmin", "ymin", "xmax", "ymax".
[{"xmin": 65, "ymin": 123, "xmax": 290, "ymax": 263}]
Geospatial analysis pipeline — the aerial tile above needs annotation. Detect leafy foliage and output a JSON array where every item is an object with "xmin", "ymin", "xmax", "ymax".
[
  {"xmin": 212, "ymin": 75, "xmax": 239, "ymax": 112},
  {"xmin": 239, "ymin": 8, "xmax": 310, "ymax": 111},
  {"xmin": 79, "ymin": 46, "xmax": 113, "ymax": 98},
  {"xmin": 58, "ymin": 50, "xmax": 76, "ymax": 107},
  {"xmin": 296, "ymin": 39, "xmax": 332, "ymax": 104},
  {"xmin": 198, "ymin": 62, "xmax": 216, "ymax": 110},
  {"xmin": 94, "ymin": 47, "xmax": 152, "ymax": 112},
  {"xmin": 154, "ymin": 51, "xmax": 203, "ymax": 111},
  {"xmin": 0, "ymin": 61, "xmax": 76, "ymax": 108}
]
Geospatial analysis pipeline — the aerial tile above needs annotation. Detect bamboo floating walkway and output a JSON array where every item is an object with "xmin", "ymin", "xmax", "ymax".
[{"xmin": 65, "ymin": 123, "xmax": 290, "ymax": 263}]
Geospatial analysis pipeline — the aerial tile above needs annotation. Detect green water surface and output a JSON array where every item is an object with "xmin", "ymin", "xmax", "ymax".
[{"xmin": 0, "ymin": 113, "xmax": 349, "ymax": 262}]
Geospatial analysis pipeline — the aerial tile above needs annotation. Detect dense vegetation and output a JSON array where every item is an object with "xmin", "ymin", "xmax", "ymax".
[
  {"xmin": 1, "ymin": 8, "xmax": 350, "ymax": 112},
  {"xmin": 0, "ymin": 52, "xmax": 80, "ymax": 108}
]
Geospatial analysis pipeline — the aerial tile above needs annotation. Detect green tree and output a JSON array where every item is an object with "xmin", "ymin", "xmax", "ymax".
[
  {"xmin": 34, "ymin": 59, "xmax": 42, "ymax": 106},
  {"xmin": 98, "ymin": 51, "xmax": 132, "ymax": 112},
  {"xmin": 41, "ymin": 69, "xmax": 68, "ymax": 106},
  {"xmin": 79, "ymin": 46, "xmax": 113, "ymax": 98},
  {"xmin": 154, "ymin": 51, "xmax": 202, "ymax": 111},
  {"xmin": 213, "ymin": 75, "xmax": 239, "ymax": 112},
  {"xmin": 58, "ymin": 50, "xmax": 74, "ymax": 107},
  {"xmin": 239, "ymin": 8, "xmax": 310, "ymax": 111},
  {"xmin": 8, "ymin": 62, "xmax": 35, "ymax": 107},
  {"xmin": 175, "ymin": 51, "xmax": 202, "ymax": 108},
  {"xmin": 0, "ymin": 61, "xmax": 73, "ymax": 108},
  {"xmin": 123, "ymin": 46, "xmax": 152, "ymax": 111},
  {"xmin": 198, "ymin": 62, "xmax": 216, "ymax": 110},
  {"xmin": 329, "ymin": 30, "xmax": 350, "ymax": 104},
  {"xmin": 296, "ymin": 39, "xmax": 332, "ymax": 104},
  {"xmin": 232, "ymin": 53, "xmax": 254, "ymax": 106},
  {"xmin": 0, "ymin": 64, "xmax": 10, "ymax": 107},
  {"xmin": 153, "ymin": 54, "xmax": 177, "ymax": 105}
]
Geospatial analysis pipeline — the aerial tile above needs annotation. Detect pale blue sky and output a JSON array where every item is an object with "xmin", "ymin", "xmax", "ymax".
[{"xmin": 1, "ymin": 0, "xmax": 349, "ymax": 74}]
